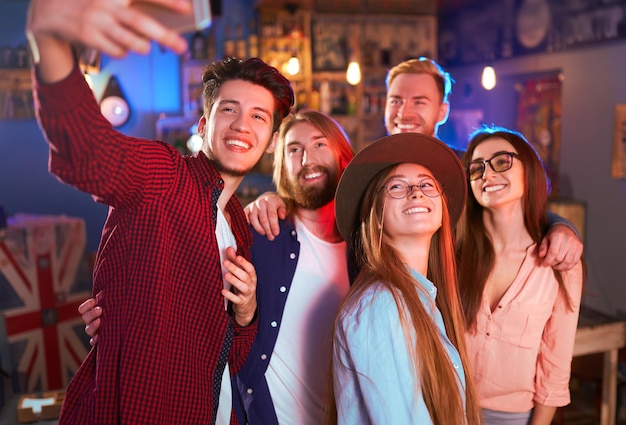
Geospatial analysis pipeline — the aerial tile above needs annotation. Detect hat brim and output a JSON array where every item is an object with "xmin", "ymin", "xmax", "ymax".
[{"xmin": 335, "ymin": 133, "xmax": 467, "ymax": 244}]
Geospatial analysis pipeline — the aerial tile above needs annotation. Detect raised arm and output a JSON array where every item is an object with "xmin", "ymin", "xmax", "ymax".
[{"xmin": 26, "ymin": 0, "xmax": 189, "ymax": 83}]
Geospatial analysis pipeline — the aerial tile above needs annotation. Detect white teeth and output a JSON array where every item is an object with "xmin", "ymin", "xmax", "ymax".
[
  {"xmin": 226, "ymin": 139, "xmax": 250, "ymax": 149},
  {"xmin": 304, "ymin": 172, "xmax": 323, "ymax": 180},
  {"xmin": 484, "ymin": 184, "xmax": 505, "ymax": 193},
  {"xmin": 397, "ymin": 124, "xmax": 415, "ymax": 130},
  {"xmin": 403, "ymin": 207, "xmax": 429, "ymax": 214}
]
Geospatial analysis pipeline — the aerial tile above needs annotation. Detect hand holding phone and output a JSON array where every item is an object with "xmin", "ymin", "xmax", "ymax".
[{"xmin": 133, "ymin": 0, "xmax": 212, "ymax": 33}]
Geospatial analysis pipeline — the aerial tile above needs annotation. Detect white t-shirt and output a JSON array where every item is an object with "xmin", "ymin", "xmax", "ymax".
[{"xmin": 265, "ymin": 218, "xmax": 350, "ymax": 425}]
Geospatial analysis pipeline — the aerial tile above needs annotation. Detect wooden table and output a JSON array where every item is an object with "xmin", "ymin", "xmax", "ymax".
[{"xmin": 573, "ymin": 306, "xmax": 626, "ymax": 425}]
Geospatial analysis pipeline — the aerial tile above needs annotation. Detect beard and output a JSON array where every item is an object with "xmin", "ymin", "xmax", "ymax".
[{"xmin": 285, "ymin": 165, "xmax": 338, "ymax": 210}]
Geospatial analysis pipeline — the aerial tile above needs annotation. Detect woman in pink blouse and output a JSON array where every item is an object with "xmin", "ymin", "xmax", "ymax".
[{"xmin": 456, "ymin": 127, "xmax": 584, "ymax": 425}]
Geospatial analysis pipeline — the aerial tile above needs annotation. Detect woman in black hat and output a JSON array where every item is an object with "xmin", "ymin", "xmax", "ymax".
[{"xmin": 331, "ymin": 133, "xmax": 481, "ymax": 424}]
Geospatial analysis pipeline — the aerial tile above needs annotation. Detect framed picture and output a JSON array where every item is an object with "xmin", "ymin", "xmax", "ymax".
[
  {"xmin": 611, "ymin": 104, "xmax": 626, "ymax": 179},
  {"xmin": 516, "ymin": 75, "xmax": 562, "ymax": 196},
  {"xmin": 311, "ymin": 20, "xmax": 349, "ymax": 71}
]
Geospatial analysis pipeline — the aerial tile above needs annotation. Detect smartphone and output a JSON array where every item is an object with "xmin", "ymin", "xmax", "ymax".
[{"xmin": 133, "ymin": 0, "xmax": 212, "ymax": 33}]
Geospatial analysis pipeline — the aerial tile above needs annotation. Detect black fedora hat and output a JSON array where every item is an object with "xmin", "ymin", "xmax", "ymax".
[{"xmin": 335, "ymin": 133, "xmax": 467, "ymax": 243}]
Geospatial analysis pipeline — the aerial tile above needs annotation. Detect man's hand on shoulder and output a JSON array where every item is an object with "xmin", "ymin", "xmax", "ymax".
[
  {"xmin": 539, "ymin": 223, "xmax": 583, "ymax": 271},
  {"xmin": 244, "ymin": 192, "xmax": 287, "ymax": 241}
]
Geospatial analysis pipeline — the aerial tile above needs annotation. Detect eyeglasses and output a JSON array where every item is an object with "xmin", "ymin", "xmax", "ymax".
[
  {"xmin": 380, "ymin": 177, "xmax": 441, "ymax": 199},
  {"xmin": 467, "ymin": 152, "xmax": 521, "ymax": 181}
]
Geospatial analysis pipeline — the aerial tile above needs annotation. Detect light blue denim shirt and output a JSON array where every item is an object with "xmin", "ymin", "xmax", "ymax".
[{"xmin": 333, "ymin": 268, "xmax": 466, "ymax": 424}]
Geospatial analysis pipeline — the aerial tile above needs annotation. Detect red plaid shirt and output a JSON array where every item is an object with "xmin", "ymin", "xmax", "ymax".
[{"xmin": 34, "ymin": 65, "xmax": 257, "ymax": 424}]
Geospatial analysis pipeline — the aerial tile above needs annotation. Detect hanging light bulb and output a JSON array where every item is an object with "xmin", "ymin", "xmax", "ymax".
[
  {"xmin": 286, "ymin": 55, "xmax": 300, "ymax": 76},
  {"xmin": 482, "ymin": 66, "xmax": 496, "ymax": 90},
  {"xmin": 346, "ymin": 61, "xmax": 361, "ymax": 86}
]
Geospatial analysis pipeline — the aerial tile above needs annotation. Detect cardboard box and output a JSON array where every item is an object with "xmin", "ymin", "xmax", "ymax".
[{"xmin": 17, "ymin": 391, "xmax": 64, "ymax": 423}]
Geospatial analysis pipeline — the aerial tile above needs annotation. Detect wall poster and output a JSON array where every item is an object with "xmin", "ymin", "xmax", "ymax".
[
  {"xmin": 612, "ymin": 104, "xmax": 626, "ymax": 179},
  {"xmin": 516, "ymin": 75, "xmax": 562, "ymax": 196}
]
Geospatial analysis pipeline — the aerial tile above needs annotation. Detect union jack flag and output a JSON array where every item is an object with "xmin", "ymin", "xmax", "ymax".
[{"xmin": 0, "ymin": 214, "xmax": 92, "ymax": 392}]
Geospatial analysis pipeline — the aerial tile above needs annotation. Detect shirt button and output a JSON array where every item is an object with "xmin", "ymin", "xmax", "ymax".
[
  {"xmin": 270, "ymin": 321, "xmax": 278, "ymax": 327},
  {"xmin": 279, "ymin": 286, "xmax": 287, "ymax": 293},
  {"xmin": 486, "ymin": 332, "xmax": 490, "ymax": 336},
  {"xmin": 247, "ymin": 388, "xmax": 253, "ymax": 394},
  {"xmin": 498, "ymin": 305, "xmax": 503, "ymax": 309},
  {"xmin": 453, "ymin": 363, "xmax": 459, "ymax": 369},
  {"xmin": 261, "ymin": 354, "xmax": 267, "ymax": 360},
  {"xmin": 291, "ymin": 230, "xmax": 296, "ymax": 236},
  {"xmin": 289, "ymin": 253, "xmax": 296, "ymax": 259},
  {"xmin": 488, "ymin": 315, "xmax": 492, "ymax": 320}
]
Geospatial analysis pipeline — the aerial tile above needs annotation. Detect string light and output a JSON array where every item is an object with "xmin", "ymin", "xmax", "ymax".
[
  {"xmin": 286, "ymin": 55, "xmax": 300, "ymax": 76},
  {"xmin": 482, "ymin": 66, "xmax": 496, "ymax": 90},
  {"xmin": 346, "ymin": 61, "xmax": 361, "ymax": 86}
]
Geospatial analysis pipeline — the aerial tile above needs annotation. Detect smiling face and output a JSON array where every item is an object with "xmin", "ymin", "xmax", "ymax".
[
  {"xmin": 380, "ymin": 163, "xmax": 443, "ymax": 245},
  {"xmin": 384, "ymin": 73, "xmax": 449, "ymax": 137},
  {"xmin": 283, "ymin": 121, "xmax": 340, "ymax": 210},
  {"xmin": 469, "ymin": 137, "xmax": 525, "ymax": 211},
  {"xmin": 198, "ymin": 79, "xmax": 276, "ymax": 178}
]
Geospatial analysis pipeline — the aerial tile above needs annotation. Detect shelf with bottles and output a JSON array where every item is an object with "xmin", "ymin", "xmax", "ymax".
[
  {"xmin": 360, "ymin": 15, "xmax": 437, "ymax": 68},
  {"xmin": 257, "ymin": 7, "xmax": 312, "ymax": 112},
  {"xmin": 180, "ymin": 59, "xmax": 206, "ymax": 120},
  {"xmin": 312, "ymin": 79, "xmax": 359, "ymax": 117},
  {"xmin": 261, "ymin": 36, "xmax": 309, "ymax": 79},
  {"xmin": 0, "ymin": 68, "xmax": 34, "ymax": 120},
  {"xmin": 155, "ymin": 114, "xmax": 200, "ymax": 155}
]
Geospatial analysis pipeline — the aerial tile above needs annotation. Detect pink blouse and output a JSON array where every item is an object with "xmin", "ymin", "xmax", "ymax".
[{"xmin": 465, "ymin": 244, "xmax": 583, "ymax": 412}]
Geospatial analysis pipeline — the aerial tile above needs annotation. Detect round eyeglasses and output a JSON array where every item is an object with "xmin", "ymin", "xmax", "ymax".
[
  {"xmin": 380, "ymin": 177, "xmax": 442, "ymax": 199},
  {"xmin": 467, "ymin": 152, "xmax": 521, "ymax": 181}
]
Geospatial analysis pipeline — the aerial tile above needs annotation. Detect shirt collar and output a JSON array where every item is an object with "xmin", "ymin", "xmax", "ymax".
[{"xmin": 408, "ymin": 267, "xmax": 437, "ymax": 300}]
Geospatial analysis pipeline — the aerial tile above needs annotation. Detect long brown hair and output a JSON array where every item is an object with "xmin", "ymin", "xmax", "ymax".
[
  {"xmin": 330, "ymin": 164, "xmax": 481, "ymax": 425},
  {"xmin": 457, "ymin": 127, "xmax": 575, "ymax": 330}
]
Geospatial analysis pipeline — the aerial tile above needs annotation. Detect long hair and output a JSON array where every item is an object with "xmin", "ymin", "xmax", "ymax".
[
  {"xmin": 273, "ymin": 109, "xmax": 354, "ymax": 214},
  {"xmin": 386, "ymin": 57, "xmax": 454, "ymax": 103},
  {"xmin": 457, "ymin": 126, "xmax": 574, "ymax": 330},
  {"xmin": 202, "ymin": 57, "xmax": 294, "ymax": 133},
  {"xmin": 330, "ymin": 165, "xmax": 481, "ymax": 425}
]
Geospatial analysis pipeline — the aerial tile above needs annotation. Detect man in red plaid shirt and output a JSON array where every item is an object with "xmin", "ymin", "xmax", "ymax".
[{"xmin": 26, "ymin": 1, "xmax": 294, "ymax": 423}]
